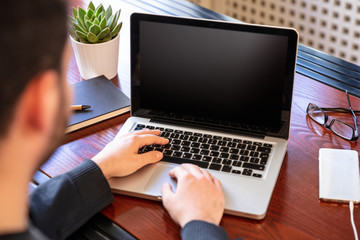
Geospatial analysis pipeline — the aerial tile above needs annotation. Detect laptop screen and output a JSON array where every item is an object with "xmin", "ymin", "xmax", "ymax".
[{"xmin": 131, "ymin": 13, "xmax": 298, "ymax": 139}]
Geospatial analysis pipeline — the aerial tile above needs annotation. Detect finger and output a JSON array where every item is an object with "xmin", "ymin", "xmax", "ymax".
[
  {"xmin": 168, "ymin": 164, "xmax": 190, "ymax": 181},
  {"xmin": 200, "ymin": 168, "xmax": 214, "ymax": 182},
  {"xmin": 161, "ymin": 182, "xmax": 174, "ymax": 208},
  {"xmin": 130, "ymin": 129, "xmax": 162, "ymax": 136},
  {"xmin": 213, "ymin": 177, "xmax": 223, "ymax": 191},
  {"xmin": 180, "ymin": 163, "xmax": 203, "ymax": 178},
  {"xmin": 136, "ymin": 150, "xmax": 163, "ymax": 165},
  {"xmin": 135, "ymin": 134, "xmax": 169, "ymax": 148}
]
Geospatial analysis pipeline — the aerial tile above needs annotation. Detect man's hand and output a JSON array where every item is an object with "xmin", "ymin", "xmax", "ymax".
[
  {"xmin": 161, "ymin": 164, "xmax": 225, "ymax": 227},
  {"xmin": 92, "ymin": 129, "xmax": 169, "ymax": 179}
]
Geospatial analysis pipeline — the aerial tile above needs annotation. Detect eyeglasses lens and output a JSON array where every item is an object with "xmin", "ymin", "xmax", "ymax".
[
  {"xmin": 330, "ymin": 119, "xmax": 354, "ymax": 140},
  {"xmin": 308, "ymin": 104, "xmax": 325, "ymax": 124}
]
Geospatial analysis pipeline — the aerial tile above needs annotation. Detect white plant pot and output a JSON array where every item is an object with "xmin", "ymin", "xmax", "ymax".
[{"xmin": 70, "ymin": 34, "xmax": 119, "ymax": 80}]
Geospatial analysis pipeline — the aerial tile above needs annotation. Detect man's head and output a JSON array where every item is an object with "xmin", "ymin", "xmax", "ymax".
[{"xmin": 0, "ymin": 0, "xmax": 71, "ymax": 171}]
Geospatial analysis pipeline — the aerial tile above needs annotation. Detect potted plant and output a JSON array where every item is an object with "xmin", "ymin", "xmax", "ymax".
[{"xmin": 69, "ymin": 1, "xmax": 122, "ymax": 80}]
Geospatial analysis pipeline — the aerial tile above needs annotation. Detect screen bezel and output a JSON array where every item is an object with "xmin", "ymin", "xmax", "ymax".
[{"xmin": 130, "ymin": 13, "xmax": 298, "ymax": 139}]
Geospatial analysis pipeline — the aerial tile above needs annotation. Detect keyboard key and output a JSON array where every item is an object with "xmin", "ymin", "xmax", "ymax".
[
  {"xmin": 208, "ymin": 139, "xmax": 218, "ymax": 144},
  {"xmin": 257, "ymin": 147, "xmax": 271, "ymax": 153},
  {"xmin": 209, "ymin": 163, "xmax": 222, "ymax": 171},
  {"xmin": 198, "ymin": 137, "xmax": 208, "ymax": 143},
  {"xmin": 250, "ymin": 157, "xmax": 260, "ymax": 164},
  {"xmin": 217, "ymin": 141, "xmax": 227, "ymax": 146},
  {"xmin": 263, "ymin": 143, "xmax": 273, "ymax": 148},
  {"xmin": 146, "ymin": 125, "xmax": 155, "ymax": 130},
  {"xmin": 189, "ymin": 136, "xmax": 199, "ymax": 141},
  {"xmin": 232, "ymin": 161, "xmax": 242, "ymax": 167},
  {"xmin": 237, "ymin": 144, "xmax": 246, "ymax": 149},
  {"xmin": 253, "ymin": 142, "xmax": 262, "ymax": 146},
  {"xmin": 210, "ymin": 145, "xmax": 219, "ymax": 151},
  {"xmin": 240, "ymin": 150, "xmax": 249, "ymax": 155},
  {"xmin": 175, "ymin": 130, "xmax": 183, "ymax": 134},
  {"xmin": 173, "ymin": 151, "xmax": 183, "ymax": 157},
  {"xmin": 260, "ymin": 156, "xmax": 269, "ymax": 165},
  {"xmin": 155, "ymin": 127, "xmax": 164, "ymax": 131},
  {"xmin": 243, "ymin": 140, "xmax": 252, "ymax": 144},
  {"xmin": 184, "ymin": 131, "xmax": 193, "ymax": 135},
  {"xmin": 192, "ymin": 154, "xmax": 202, "ymax": 161},
  {"xmin": 212, "ymin": 158, "xmax": 222, "ymax": 163},
  {"xmin": 200, "ymin": 144, "xmax": 210, "ymax": 149},
  {"xmin": 194, "ymin": 133, "xmax": 203, "ymax": 137},
  {"xmin": 180, "ymin": 146, "xmax": 190, "ymax": 152},
  {"xmin": 170, "ymin": 133, "xmax": 180, "ymax": 139},
  {"xmin": 190, "ymin": 148, "xmax": 200, "ymax": 154},
  {"xmin": 243, "ymin": 163, "xmax": 265, "ymax": 171},
  {"xmin": 200, "ymin": 150, "xmax": 210, "ymax": 155},
  {"xmin": 253, "ymin": 173, "xmax": 262, "ymax": 178},
  {"xmin": 223, "ymin": 137, "xmax": 232, "ymax": 141},
  {"xmin": 233, "ymin": 139, "xmax": 242, "ymax": 143},
  {"xmin": 180, "ymin": 135, "xmax": 189, "ymax": 140},
  {"xmin": 165, "ymin": 128, "xmax": 173, "ymax": 132},
  {"xmin": 171, "ymin": 145, "xmax": 180, "ymax": 151},
  {"xmin": 202, "ymin": 156, "xmax": 212, "ymax": 162},
  {"xmin": 163, "ymin": 150, "xmax": 173, "ymax": 155},
  {"xmin": 203, "ymin": 134, "xmax": 212, "ymax": 138},
  {"xmin": 210, "ymin": 151, "xmax": 220, "ymax": 157},
  {"xmin": 260, "ymin": 153, "xmax": 269, "ymax": 158},
  {"xmin": 213, "ymin": 136, "xmax": 222, "ymax": 140},
  {"xmin": 222, "ymin": 159, "xmax": 232, "ymax": 165},
  {"xmin": 227, "ymin": 142, "xmax": 237, "ymax": 148},
  {"xmin": 191, "ymin": 142, "xmax": 200, "ymax": 148},
  {"xmin": 183, "ymin": 153, "xmax": 192, "ymax": 159},
  {"xmin": 220, "ymin": 147, "xmax": 229, "ymax": 152},
  {"xmin": 232, "ymin": 170, "xmax": 241, "ymax": 174},
  {"xmin": 172, "ymin": 140, "xmax": 181, "ymax": 145},
  {"xmin": 247, "ymin": 145, "xmax": 256, "ymax": 151},
  {"xmin": 229, "ymin": 148, "xmax": 239, "ymax": 154},
  {"xmin": 182, "ymin": 141, "xmax": 191, "ymax": 146},
  {"xmin": 219, "ymin": 153, "xmax": 229, "ymax": 158},
  {"xmin": 249, "ymin": 151, "xmax": 259, "ymax": 157},
  {"xmin": 222, "ymin": 165, "xmax": 232, "ymax": 172},
  {"xmin": 230, "ymin": 154, "xmax": 239, "ymax": 160},
  {"xmin": 242, "ymin": 169, "xmax": 252, "ymax": 176},
  {"xmin": 162, "ymin": 156, "xmax": 209, "ymax": 168},
  {"xmin": 240, "ymin": 156, "xmax": 249, "ymax": 162}
]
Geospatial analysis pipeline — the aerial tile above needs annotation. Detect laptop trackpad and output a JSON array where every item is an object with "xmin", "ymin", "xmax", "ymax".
[{"xmin": 145, "ymin": 163, "xmax": 178, "ymax": 198}]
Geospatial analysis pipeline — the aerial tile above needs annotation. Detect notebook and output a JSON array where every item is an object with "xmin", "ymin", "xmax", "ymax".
[
  {"xmin": 67, "ymin": 76, "xmax": 130, "ymax": 133},
  {"xmin": 109, "ymin": 13, "xmax": 298, "ymax": 219}
]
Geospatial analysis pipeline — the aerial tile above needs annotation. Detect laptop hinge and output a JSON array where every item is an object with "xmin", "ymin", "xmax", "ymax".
[{"xmin": 150, "ymin": 118, "xmax": 266, "ymax": 139}]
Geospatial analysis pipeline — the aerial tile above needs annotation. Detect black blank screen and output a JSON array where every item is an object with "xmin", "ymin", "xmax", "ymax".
[{"xmin": 138, "ymin": 21, "xmax": 289, "ymax": 125}]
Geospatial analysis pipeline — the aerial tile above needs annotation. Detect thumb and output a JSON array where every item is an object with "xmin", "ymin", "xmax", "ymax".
[
  {"xmin": 161, "ymin": 182, "xmax": 174, "ymax": 206},
  {"xmin": 137, "ymin": 151, "xmax": 163, "ymax": 165}
]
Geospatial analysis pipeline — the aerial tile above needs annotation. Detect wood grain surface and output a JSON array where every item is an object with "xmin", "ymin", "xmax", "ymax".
[{"xmin": 42, "ymin": 0, "xmax": 360, "ymax": 239}]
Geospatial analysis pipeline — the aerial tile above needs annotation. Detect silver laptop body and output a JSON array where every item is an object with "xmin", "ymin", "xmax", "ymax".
[{"xmin": 109, "ymin": 13, "xmax": 298, "ymax": 219}]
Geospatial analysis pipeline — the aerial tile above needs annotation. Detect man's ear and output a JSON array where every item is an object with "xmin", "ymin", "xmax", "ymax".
[{"xmin": 16, "ymin": 70, "xmax": 59, "ymax": 135}]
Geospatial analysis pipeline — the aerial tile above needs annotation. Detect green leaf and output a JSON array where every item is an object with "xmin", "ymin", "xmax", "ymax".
[
  {"xmin": 89, "ymin": 24, "xmax": 101, "ymax": 35},
  {"xmin": 98, "ymin": 11, "xmax": 104, "ymax": 22},
  {"xmin": 95, "ymin": 4, "xmax": 104, "ymax": 17},
  {"xmin": 97, "ymin": 27, "xmax": 110, "ymax": 40},
  {"xmin": 87, "ymin": 32, "xmax": 98, "ymax": 43},
  {"xmin": 78, "ymin": 7, "xmax": 86, "ymax": 21},
  {"xmin": 105, "ymin": 6, "xmax": 112, "ymax": 20},
  {"xmin": 110, "ymin": 9, "xmax": 121, "ymax": 31},
  {"xmin": 72, "ymin": 21, "xmax": 87, "ymax": 34},
  {"xmin": 99, "ymin": 34, "xmax": 111, "ymax": 42},
  {"xmin": 86, "ymin": 8, "xmax": 94, "ymax": 20},
  {"xmin": 93, "ymin": 18, "xmax": 99, "ymax": 25},
  {"xmin": 72, "ymin": 7, "xmax": 78, "ymax": 18},
  {"xmin": 76, "ymin": 16, "xmax": 87, "ymax": 32},
  {"xmin": 110, "ymin": 22, "xmax": 122, "ymax": 38},
  {"xmin": 75, "ymin": 30, "xmax": 88, "ymax": 40},
  {"xmin": 85, "ymin": 20, "xmax": 92, "ymax": 30},
  {"xmin": 106, "ymin": 15, "xmax": 114, "ymax": 27},
  {"xmin": 68, "ymin": 16, "xmax": 77, "ymax": 24},
  {"xmin": 79, "ymin": 38, "xmax": 89, "ymax": 43},
  {"xmin": 99, "ymin": 16, "xmax": 106, "ymax": 29},
  {"xmin": 88, "ymin": 1, "xmax": 95, "ymax": 11}
]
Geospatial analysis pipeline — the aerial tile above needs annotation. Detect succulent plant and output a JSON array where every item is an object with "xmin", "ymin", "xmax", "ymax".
[{"xmin": 69, "ymin": 1, "xmax": 122, "ymax": 44}]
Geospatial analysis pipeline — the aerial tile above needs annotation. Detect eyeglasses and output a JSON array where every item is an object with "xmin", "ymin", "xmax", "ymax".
[{"xmin": 306, "ymin": 90, "xmax": 359, "ymax": 141}]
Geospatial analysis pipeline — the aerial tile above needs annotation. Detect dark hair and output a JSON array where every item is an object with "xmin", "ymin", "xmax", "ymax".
[{"xmin": 0, "ymin": 0, "xmax": 68, "ymax": 136}]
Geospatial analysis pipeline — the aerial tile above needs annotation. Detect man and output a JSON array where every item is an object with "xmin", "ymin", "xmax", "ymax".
[{"xmin": 0, "ymin": 0, "xmax": 229, "ymax": 239}]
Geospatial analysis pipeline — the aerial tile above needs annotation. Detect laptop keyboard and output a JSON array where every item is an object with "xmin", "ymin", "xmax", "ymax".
[{"xmin": 136, "ymin": 124, "xmax": 273, "ymax": 179}]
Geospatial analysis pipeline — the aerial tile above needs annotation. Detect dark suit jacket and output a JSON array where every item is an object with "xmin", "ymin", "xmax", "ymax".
[{"xmin": 0, "ymin": 159, "xmax": 228, "ymax": 240}]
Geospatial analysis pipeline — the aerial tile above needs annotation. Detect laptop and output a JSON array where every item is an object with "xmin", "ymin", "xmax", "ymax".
[{"xmin": 109, "ymin": 13, "xmax": 298, "ymax": 219}]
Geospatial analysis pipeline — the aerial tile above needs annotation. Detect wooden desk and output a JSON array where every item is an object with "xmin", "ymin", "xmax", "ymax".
[{"xmin": 43, "ymin": 0, "xmax": 360, "ymax": 239}]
